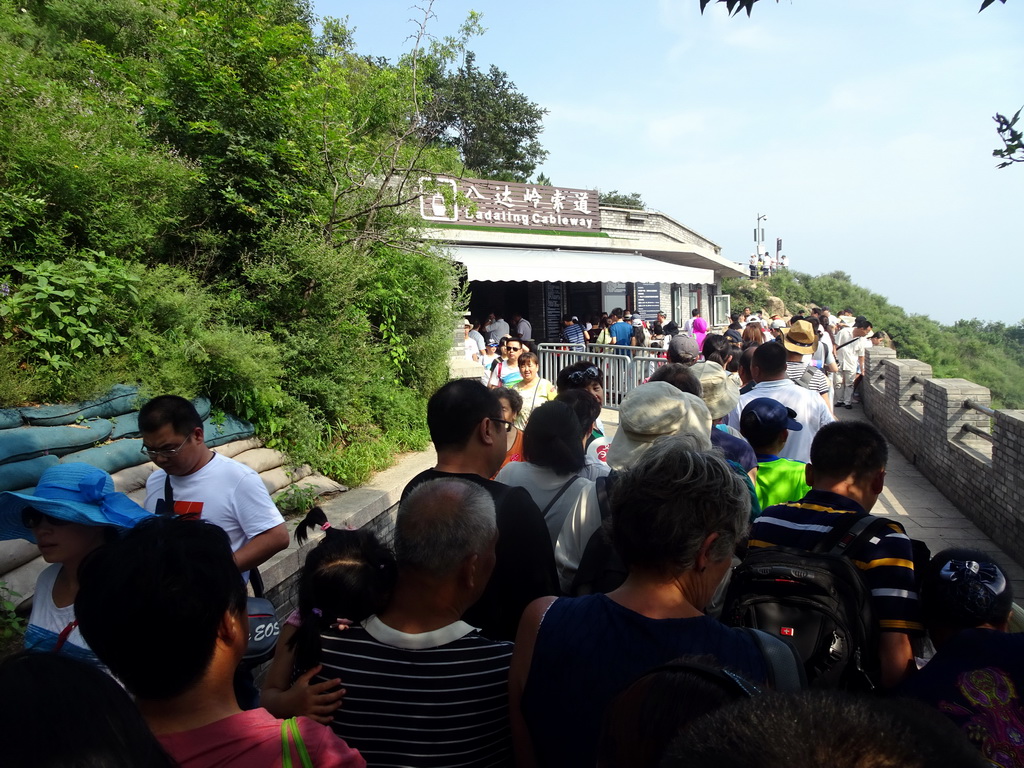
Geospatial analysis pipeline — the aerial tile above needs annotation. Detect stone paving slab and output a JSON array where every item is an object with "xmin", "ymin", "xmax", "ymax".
[{"xmin": 841, "ymin": 404, "xmax": 1024, "ymax": 598}]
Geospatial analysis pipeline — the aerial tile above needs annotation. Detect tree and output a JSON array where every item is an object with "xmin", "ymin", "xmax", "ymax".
[
  {"xmin": 993, "ymin": 107, "xmax": 1024, "ymax": 168},
  {"xmin": 599, "ymin": 190, "xmax": 646, "ymax": 209},
  {"xmin": 423, "ymin": 50, "xmax": 548, "ymax": 182}
]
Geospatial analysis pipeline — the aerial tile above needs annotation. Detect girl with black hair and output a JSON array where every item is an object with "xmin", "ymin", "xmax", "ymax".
[{"xmin": 262, "ymin": 507, "xmax": 397, "ymax": 722}]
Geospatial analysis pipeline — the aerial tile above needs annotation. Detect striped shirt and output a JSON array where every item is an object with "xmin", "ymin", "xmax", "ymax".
[
  {"xmin": 560, "ymin": 323, "xmax": 586, "ymax": 348},
  {"xmin": 748, "ymin": 490, "xmax": 923, "ymax": 634},
  {"xmin": 318, "ymin": 617, "xmax": 514, "ymax": 768},
  {"xmin": 786, "ymin": 360, "xmax": 830, "ymax": 395}
]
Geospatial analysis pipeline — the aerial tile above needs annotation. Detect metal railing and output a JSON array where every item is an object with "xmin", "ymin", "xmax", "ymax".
[
  {"xmin": 962, "ymin": 399, "xmax": 996, "ymax": 442},
  {"xmin": 536, "ymin": 343, "xmax": 669, "ymax": 410},
  {"xmin": 965, "ymin": 398, "xmax": 996, "ymax": 417}
]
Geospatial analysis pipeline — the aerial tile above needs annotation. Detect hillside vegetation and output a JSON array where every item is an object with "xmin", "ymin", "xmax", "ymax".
[
  {"xmin": 723, "ymin": 272, "xmax": 1024, "ymax": 409},
  {"xmin": 0, "ymin": 0, "xmax": 503, "ymax": 484}
]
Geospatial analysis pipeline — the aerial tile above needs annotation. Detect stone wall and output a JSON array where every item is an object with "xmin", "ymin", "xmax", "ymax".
[
  {"xmin": 862, "ymin": 347, "xmax": 1024, "ymax": 564},
  {"xmin": 599, "ymin": 208, "xmax": 721, "ymax": 253}
]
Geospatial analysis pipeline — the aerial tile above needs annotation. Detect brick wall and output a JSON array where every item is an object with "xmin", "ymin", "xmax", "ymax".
[
  {"xmin": 863, "ymin": 348, "xmax": 1024, "ymax": 564},
  {"xmin": 599, "ymin": 208, "xmax": 721, "ymax": 253}
]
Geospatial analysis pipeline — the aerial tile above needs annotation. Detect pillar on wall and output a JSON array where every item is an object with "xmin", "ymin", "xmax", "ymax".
[
  {"xmin": 883, "ymin": 359, "xmax": 932, "ymax": 411},
  {"xmin": 992, "ymin": 410, "xmax": 1024, "ymax": 519},
  {"xmin": 922, "ymin": 378, "xmax": 991, "ymax": 441},
  {"xmin": 865, "ymin": 347, "xmax": 896, "ymax": 388}
]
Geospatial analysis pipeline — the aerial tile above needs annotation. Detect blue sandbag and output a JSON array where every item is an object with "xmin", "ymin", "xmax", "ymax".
[
  {"xmin": 110, "ymin": 412, "xmax": 141, "ymax": 440},
  {"xmin": 0, "ymin": 410, "xmax": 23, "ymax": 430},
  {"xmin": 21, "ymin": 385, "xmax": 141, "ymax": 426},
  {"xmin": 0, "ymin": 455, "xmax": 60, "ymax": 493},
  {"xmin": 0, "ymin": 420, "xmax": 114, "ymax": 465},
  {"xmin": 193, "ymin": 397, "xmax": 211, "ymax": 421},
  {"xmin": 203, "ymin": 415, "xmax": 255, "ymax": 447},
  {"xmin": 61, "ymin": 439, "xmax": 148, "ymax": 475}
]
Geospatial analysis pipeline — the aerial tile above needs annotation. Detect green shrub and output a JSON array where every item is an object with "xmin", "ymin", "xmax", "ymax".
[{"xmin": 0, "ymin": 251, "xmax": 139, "ymax": 383}]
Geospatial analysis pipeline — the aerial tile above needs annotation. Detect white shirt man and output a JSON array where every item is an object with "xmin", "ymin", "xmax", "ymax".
[
  {"xmin": 723, "ymin": 343, "xmax": 835, "ymax": 463},
  {"xmin": 485, "ymin": 314, "xmax": 510, "ymax": 344}
]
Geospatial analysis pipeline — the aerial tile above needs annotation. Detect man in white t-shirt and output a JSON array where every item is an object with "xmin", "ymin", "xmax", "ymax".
[
  {"xmin": 139, "ymin": 396, "xmax": 288, "ymax": 581},
  {"xmin": 834, "ymin": 318, "xmax": 873, "ymax": 409},
  {"xmin": 723, "ymin": 342, "xmax": 835, "ymax": 463}
]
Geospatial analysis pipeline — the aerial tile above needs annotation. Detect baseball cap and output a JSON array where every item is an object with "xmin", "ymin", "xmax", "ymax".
[
  {"xmin": 668, "ymin": 334, "xmax": 700, "ymax": 364},
  {"xmin": 782, "ymin": 320, "xmax": 819, "ymax": 355},
  {"xmin": 739, "ymin": 398, "xmax": 802, "ymax": 447},
  {"xmin": 605, "ymin": 383, "xmax": 712, "ymax": 471}
]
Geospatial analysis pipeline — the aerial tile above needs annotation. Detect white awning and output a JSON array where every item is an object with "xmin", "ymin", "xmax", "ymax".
[{"xmin": 447, "ymin": 246, "xmax": 715, "ymax": 284}]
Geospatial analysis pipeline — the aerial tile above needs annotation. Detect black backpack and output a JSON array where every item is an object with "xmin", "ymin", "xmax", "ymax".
[{"xmin": 721, "ymin": 514, "xmax": 892, "ymax": 690}]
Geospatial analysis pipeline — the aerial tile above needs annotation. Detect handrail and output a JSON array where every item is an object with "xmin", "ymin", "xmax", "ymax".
[
  {"xmin": 964, "ymin": 399, "xmax": 996, "ymax": 417},
  {"xmin": 962, "ymin": 423, "xmax": 994, "ymax": 442}
]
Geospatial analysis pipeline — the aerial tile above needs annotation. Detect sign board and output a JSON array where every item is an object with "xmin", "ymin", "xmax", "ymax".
[
  {"xmin": 544, "ymin": 282, "xmax": 563, "ymax": 342},
  {"xmin": 417, "ymin": 176, "xmax": 600, "ymax": 233},
  {"xmin": 635, "ymin": 282, "xmax": 661, "ymax": 324}
]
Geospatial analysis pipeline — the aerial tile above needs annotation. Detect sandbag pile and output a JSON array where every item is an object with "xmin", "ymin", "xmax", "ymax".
[{"xmin": 0, "ymin": 386, "xmax": 346, "ymax": 608}]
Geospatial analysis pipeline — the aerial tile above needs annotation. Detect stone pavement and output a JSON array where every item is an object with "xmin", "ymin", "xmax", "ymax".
[{"xmin": 840, "ymin": 404, "xmax": 1024, "ymax": 597}]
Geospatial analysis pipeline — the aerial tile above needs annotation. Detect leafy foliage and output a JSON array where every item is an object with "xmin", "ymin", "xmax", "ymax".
[
  {"xmin": 599, "ymin": 190, "xmax": 646, "ymax": 209},
  {"xmin": 0, "ymin": 0, "xmax": 480, "ymax": 484},
  {"xmin": 993, "ymin": 107, "xmax": 1024, "ymax": 168},
  {"xmin": 723, "ymin": 272, "xmax": 1024, "ymax": 408},
  {"xmin": 1, "ymin": 253, "xmax": 139, "ymax": 383},
  {"xmin": 420, "ymin": 17, "xmax": 548, "ymax": 183},
  {"xmin": 0, "ymin": 581, "xmax": 26, "ymax": 659}
]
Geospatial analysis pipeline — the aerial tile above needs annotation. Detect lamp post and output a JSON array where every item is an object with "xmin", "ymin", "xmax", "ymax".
[{"xmin": 755, "ymin": 213, "xmax": 767, "ymax": 257}]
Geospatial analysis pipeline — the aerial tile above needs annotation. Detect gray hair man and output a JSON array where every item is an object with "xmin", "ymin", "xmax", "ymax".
[{"xmin": 313, "ymin": 477, "xmax": 514, "ymax": 767}]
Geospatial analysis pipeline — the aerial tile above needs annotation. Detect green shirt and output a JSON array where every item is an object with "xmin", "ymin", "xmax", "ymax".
[{"xmin": 754, "ymin": 454, "xmax": 811, "ymax": 510}]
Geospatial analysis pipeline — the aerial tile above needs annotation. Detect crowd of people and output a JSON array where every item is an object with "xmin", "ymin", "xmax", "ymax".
[{"xmin": 0, "ymin": 304, "xmax": 1020, "ymax": 768}]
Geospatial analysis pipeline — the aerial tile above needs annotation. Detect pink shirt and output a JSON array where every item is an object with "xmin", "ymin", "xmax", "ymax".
[{"xmin": 158, "ymin": 709, "xmax": 365, "ymax": 768}]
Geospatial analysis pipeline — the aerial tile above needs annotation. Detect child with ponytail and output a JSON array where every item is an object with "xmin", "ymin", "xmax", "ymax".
[{"xmin": 261, "ymin": 507, "xmax": 397, "ymax": 722}]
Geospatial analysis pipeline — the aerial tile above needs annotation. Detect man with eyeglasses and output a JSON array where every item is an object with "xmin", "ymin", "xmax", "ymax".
[{"xmin": 138, "ymin": 395, "xmax": 288, "ymax": 584}]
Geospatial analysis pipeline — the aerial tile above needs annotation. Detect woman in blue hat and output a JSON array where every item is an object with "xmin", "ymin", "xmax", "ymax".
[{"xmin": 0, "ymin": 463, "xmax": 152, "ymax": 666}]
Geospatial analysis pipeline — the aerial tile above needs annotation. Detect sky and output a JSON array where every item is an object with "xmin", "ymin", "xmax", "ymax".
[{"xmin": 312, "ymin": 0, "xmax": 1023, "ymax": 325}]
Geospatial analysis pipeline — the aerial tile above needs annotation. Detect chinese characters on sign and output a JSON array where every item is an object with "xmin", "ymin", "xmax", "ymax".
[{"xmin": 418, "ymin": 176, "xmax": 600, "ymax": 233}]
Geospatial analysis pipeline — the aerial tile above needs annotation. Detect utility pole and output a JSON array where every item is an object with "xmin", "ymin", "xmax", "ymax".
[{"xmin": 755, "ymin": 213, "xmax": 767, "ymax": 257}]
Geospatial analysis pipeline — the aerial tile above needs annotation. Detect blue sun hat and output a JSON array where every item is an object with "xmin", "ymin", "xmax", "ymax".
[{"xmin": 0, "ymin": 463, "xmax": 153, "ymax": 543}]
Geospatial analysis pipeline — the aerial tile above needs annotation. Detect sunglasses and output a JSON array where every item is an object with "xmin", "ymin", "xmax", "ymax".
[
  {"xmin": 506, "ymin": 346, "xmax": 522, "ymax": 353},
  {"xmin": 489, "ymin": 417, "xmax": 513, "ymax": 433},
  {"xmin": 21, "ymin": 509, "xmax": 71, "ymax": 529},
  {"xmin": 567, "ymin": 366, "xmax": 601, "ymax": 385}
]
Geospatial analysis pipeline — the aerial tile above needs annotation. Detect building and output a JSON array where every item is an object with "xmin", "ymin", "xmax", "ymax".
[{"xmin": 418, "ymin": 176, "xmax": 746, "ymax": 341}]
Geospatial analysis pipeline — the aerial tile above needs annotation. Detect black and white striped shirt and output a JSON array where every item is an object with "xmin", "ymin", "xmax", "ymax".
[{"xmin": 318, "ymin": 617, "xmax": 514, "ymax": 768}]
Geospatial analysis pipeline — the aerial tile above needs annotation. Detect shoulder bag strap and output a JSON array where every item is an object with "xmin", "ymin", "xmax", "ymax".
[
  {"xmin": 835, "ymin": 337, "xmax": 860, "ymax": 351},
  {"xmin": 595, "ymin": 473, "xmax": 614, "ymax": 522},
  {"xmin": 744, "ymin": 628, "xmax": 807, "ymax": 693},
  {"xmin": 812, "ymin": 513, "xmax": 890, "ymax": 557},
  {"xmin": 281, "ymin": 718, "xmax": 314, "ymax": 768},
  {"xmin": 155, "ymin": 474, "xmax": 175, "ymax": 516},
  {"xmin": 540, "ymin": 477, "xmax": 581, "ymax": 517}
]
